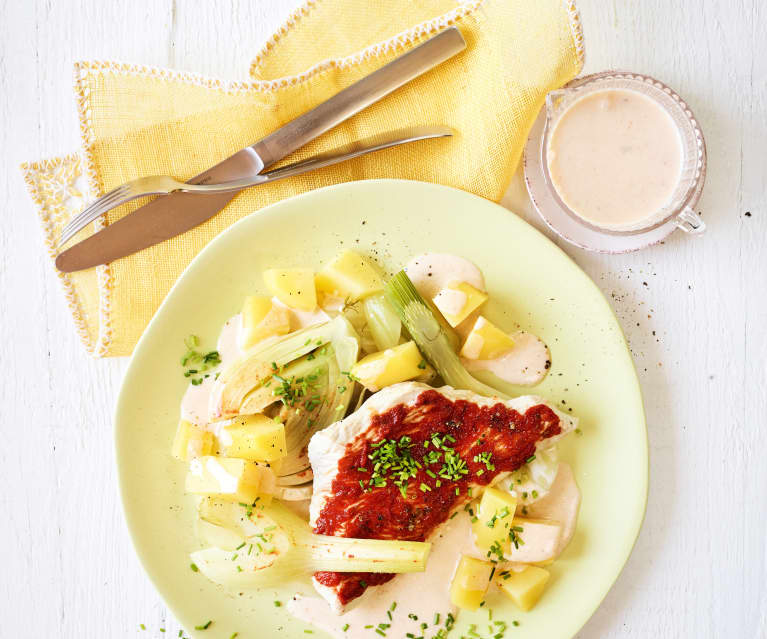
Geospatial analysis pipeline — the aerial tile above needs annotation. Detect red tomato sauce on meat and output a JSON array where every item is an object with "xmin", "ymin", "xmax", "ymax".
[{"xmin": 314, "ymin": 389, "xmax": 561, "ymax": 605}]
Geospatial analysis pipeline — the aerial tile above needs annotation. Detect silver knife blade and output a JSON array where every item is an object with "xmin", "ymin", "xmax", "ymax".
[{"xmin": 55, "ymin": 27, "xmax": 466, "ymax": 273}]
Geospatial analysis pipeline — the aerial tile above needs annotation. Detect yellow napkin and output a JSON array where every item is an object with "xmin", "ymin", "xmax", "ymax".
[{"xmin": 21, "ymin": 0, "xmax": 584, "ymax": 357}]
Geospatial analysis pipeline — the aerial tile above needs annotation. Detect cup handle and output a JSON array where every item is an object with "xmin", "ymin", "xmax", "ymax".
[{"xmin": 674, "ymin": 206, "xmax": 706, "ymax": 234}]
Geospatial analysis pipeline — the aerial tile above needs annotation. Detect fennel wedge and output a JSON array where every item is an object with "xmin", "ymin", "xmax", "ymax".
[
  {"xmin": 210, "ymin": 316, "xmax": 360, "ymax": 478},
  {"xmin": 191, "ymin": 501, "xmax": 430, "ymax": 590},
  {"xmin": 384, "ymin": 271, "xmax": 508, "ymax": 399},
  {"xmin": 362, "ymin": 292, "xmax": 401, "ymax": 350},
  {"xmin": 210, "ymin": 316, "xmax": 359, "ymax": 419}
]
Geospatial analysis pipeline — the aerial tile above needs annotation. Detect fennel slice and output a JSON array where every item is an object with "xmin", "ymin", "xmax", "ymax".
[
  {"xmin": 210, "ymin": 316, "xmax": 359, "ymax": 419},
  {"xmin": 191, "ymin": 501, "xmax": 430, "ymax": 591},
  {"xmin": 384, "ymin": 271, "xmax": 508, "ymax": 399}
]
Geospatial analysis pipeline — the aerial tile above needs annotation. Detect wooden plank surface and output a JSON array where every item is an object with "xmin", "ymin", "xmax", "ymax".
[{"xmin": 0, "ymin": 1, "xmax": 764, "ymax": 637}]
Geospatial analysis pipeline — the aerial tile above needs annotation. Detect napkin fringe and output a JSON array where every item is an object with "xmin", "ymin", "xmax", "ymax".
[
  {"xmin": 73, "ymin": 64, "xmax": 114, "ymax": 356},
  {"xmin": 250, "ymin": 0, "xmax": 584, "ymax": 80},
  {"xmin": 249, "ymin": 0, "xmax": 484, "ymax": 82},
  {"xmin": 564, "ymin": 0, "xmax": 586, "ymax": 68},
  {"xmin": 20, "ymin": 154, "xmax": 98, "ymax": 354}
]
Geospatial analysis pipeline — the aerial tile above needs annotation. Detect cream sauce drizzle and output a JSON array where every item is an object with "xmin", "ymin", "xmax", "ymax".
[
  {"xmin": 272, "ymin": 297, "xmax": 331, "ymax": 332},
  {"xmin": 405, "ymin": 253, "xmax": 486, "ymax": 301},
  {"xmin": 462, "ymin": 331, "xmax": 550, "ymax": 387},
  {"xmin": 180, "ymin": 314, "xmax": 242, "ymax": 426}
]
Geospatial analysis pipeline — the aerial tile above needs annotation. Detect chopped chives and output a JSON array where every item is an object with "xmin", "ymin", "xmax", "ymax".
[
  {"xmin": 194, "ymin": 620, "xmax": 212, "ymax": 630},
  {"xmin": 190, "ymin": 563, "xmax": 199, "ymax": 572}
]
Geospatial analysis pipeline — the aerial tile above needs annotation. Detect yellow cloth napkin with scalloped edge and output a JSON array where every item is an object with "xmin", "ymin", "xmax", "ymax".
[{"xmin": 21, "ymin": 0, "xmax": 584, "ymax": 356}]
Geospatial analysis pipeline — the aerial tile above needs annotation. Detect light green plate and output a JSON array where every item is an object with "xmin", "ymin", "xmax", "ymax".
[{"xmin": 115, "ymin": 180, "xmax": 647, "ymax": 639}]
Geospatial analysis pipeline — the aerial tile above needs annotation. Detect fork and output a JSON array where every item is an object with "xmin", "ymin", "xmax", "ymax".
[{"xmin": 58, "ymin": 126, "xmax": 452, "ymax": 247}]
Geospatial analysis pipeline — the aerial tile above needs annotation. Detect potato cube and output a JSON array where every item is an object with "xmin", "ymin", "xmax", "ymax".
[
  {"xmin": 450, "ymin": 555, "xmax": 493, "ymax": 611},
  {"xmin": 460, "ymin": 316, "xmax": 515, "ymax": 360},
  {"xmin": 171, "ymin": 419, "xmax": 215, "ymax": 461},
  {"xmin": 497, "ymin": 565, "xmax": 550, "ymax": 611},
  {"xmin": 315, "ymin": 250, "xmax": 383, "ymax": 300},
  {"xmin": 263, "ymin": 268, "xmax": 317, "ymax": 311},
  {"xmin": 505, "ymin": 518, "xmax": 563, "ymax": 564},
  {"xmin": 220, "ymin": 415, "xmax": 287, "ymax": 462},
  {"xmin": 472, "ymin": 487, "xmax": 517, "ymax": 556},
  {"xmin": 432, "ymin": 281, "xmax": 488, "ymax": 327},
  {"xmin": 350, "ymin": 341, "xmax": 424, "ymax": 391},
  {"xmin": 239, "ymin": 295, "xmax": 291, "ymax": 349},
  {"xmin": 185, "ymin": 456, "xmax": 264, "ymax": 504}
]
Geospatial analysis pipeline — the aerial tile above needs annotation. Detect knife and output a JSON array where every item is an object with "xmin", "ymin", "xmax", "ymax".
[{"xmin": 55, "ymin": 27, "xmax": 466, "ymax": 273}]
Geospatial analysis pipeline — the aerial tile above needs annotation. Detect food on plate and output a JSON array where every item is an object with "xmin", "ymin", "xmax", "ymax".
[
  {"xmin": 361, "ymin": 292, "xmax": 401, "ymax": 350},
  {"xmin": 191, "ymin": 499, "xmax": 430, "ymax": 590},
  {"xmin": 239, "ymin": 295, "xmax": 291, "ymax": 349},
  {"xmin": 307, "ymin": 382, "xmax": 574, "ymax": 611},
  {"xmin": 185, "ymin": 456, "xmax": 275, "ymax": 504},
  {"xmin": 350, "ymin": 341, "xmax": 424, "ymax": 391},
  {"xmin": 218, "ymin": 415, "xmax": 287, "ymax": 462},
  {"xmin": 263, "ymin": 268, "xmax": 317, "ymax": 311},
  {"xmin": 496, "ymin": 565, "xmax": 551, "ymax": 611},
  {"xmin": 315, "ymin": 249, "xmax": 384, "ymax": 300},
  {"xmin": 450, "ymin": 556, "xmax": 493, "ymax": 610},
  {"xmin": 171, "ymin": 419, "xmax": 215, "ymax": 461},
  {"xmin": 460, "ymin": 316, "xmax": 516, "ymax": 360},
  {"xmin": 471, "ymin": 487, "xmax": 518, "ymax": 554},
  {"xmin": 504, "ymin": 518, "xmax": 562, "ymax": 564},
  {"xmin": 171, "ymin": 250, "xmax": 581, "ymax": 635},
  {"xmin": 432, "ymin": 281, "xmax": 488, "ymax": 327}
]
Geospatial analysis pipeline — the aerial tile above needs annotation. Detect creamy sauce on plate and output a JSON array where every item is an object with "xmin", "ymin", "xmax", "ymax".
[
  {"xmin": 289, "ymin": 518, "xmax": 471, "ymax": 639},
  {"xmin": 405, "ymin": 253, "xmax": 486, "ymax": 301},
  {"xmin": 180, "ymin": 314, "xmax": 242, "ymax": 425},
  {"xmin": 290, "ymin": 462, "xmax": 581, "ymax": 637},
  {"xmin": 463, "ymin": 331, "xmax": 550, "ymax": 386},
  {"xmin": 547, "ymin": 88, "xmax": 683, "ymax": 231},
  {"xmin": 406, "ymin": 254, "xmax": 550, "ymax": 386}
]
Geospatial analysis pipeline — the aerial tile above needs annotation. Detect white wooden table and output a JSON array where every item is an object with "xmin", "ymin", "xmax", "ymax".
[{"xmin": 2, "ymin": 1, "xmax": 765, "ymax": 637}]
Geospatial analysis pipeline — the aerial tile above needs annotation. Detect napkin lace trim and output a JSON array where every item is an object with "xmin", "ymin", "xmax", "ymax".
[
  {"xmin": 249, "ymin": 0, "xmax": 484, "ymax": 82},
  {"xmin": 249, "ymin": 0, "xmax": 584, "ymax": 79},
  {"xmin": 565, "ymin": 1, "xmax": 585, "ymax": 69},
  {"xmin": 20, "ymin": 155, "xmax": 98, "ymax": 354}
]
